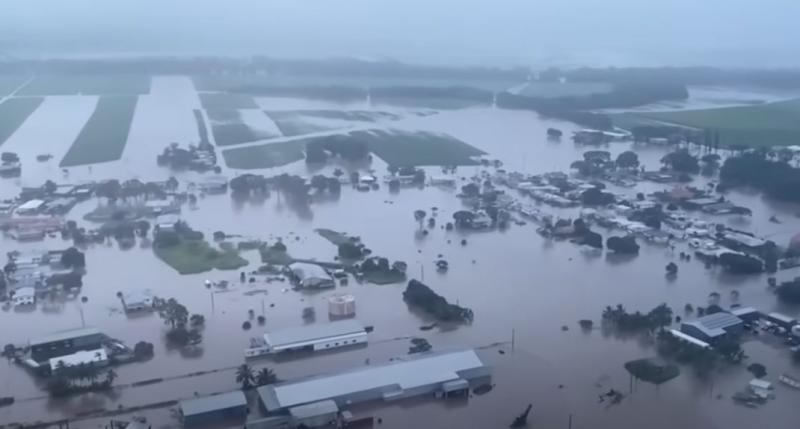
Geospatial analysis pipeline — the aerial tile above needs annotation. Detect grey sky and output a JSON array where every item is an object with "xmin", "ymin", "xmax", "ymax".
[{"xmin": 2, "ymin": 0, "xmax": 798, "ymax": 67}]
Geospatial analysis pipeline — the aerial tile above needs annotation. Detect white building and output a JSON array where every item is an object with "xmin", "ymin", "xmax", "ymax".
[
  {"xmin": 122, "ymin": 291, "xmax": 155, "ymax": 312},
  {"xmin": 13, "ymin": 287, "xmax": 35, "ymax": 307},
  {"xmin": 15, "ymin": 199, "xmax": 46, "ymax": 215},
  {"xmin": 262, "ymin": 320, "xmax": 367, "ymax": 354},
  {"xmin": 49, "ymin": 348, "xmax": 108, "ymax": 373}
]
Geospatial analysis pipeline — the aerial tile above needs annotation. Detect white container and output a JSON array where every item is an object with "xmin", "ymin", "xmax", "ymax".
[{"xmin": 328, "ymin": 294, "xmax": 356, "ymax": 318}]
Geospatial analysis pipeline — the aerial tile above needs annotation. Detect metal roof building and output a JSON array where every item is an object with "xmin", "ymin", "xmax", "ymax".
[
  {"xmin": 257, "ymin": 349, "xmax": 490, "ymax": 412},
  {"xmin": 180, "ymin": 390, "xmax": 248, "ymax": 428},
  {"xmin": 264, "ymin": 320, "xmax": 367, "ymax": 353},
  {"xmin": 681, "ymin": 312, "xmax": 744, "ymax": 342},
  {"xmin": 30, "ymin": 327, "xmax": 106, "ymax": 363}
]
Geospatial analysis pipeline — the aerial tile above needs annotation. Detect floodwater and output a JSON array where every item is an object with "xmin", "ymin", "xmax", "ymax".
[{"xmin": 1, "ymin": 77, "xmax": 800, "ymax": 428}]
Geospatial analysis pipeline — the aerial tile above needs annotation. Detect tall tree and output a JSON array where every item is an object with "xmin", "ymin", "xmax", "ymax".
[
  {"xmin": 235, "ymin": 364, "xmax": 255, "ymax": 389},
  {"xmin": 158, "ymin": 298, "xmax": 189, "ymax": 329},
  {"xmin": 256, "ymin": 367, "xmax": 278, "ymax": 386}
]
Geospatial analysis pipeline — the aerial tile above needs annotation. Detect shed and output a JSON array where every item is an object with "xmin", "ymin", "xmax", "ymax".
[
  {"xmin": 263, "ymin": 320, "xmax": 367, "ymax": 353},
  {"xmin": 122, "ymin": 291, "xmax": 155, "ymax": 312},
  {"xmin": 180, "ymin": 390, "xmax": 248, "ymax": 428},
  {"xmin": 289, "ymin": 400, "xmax": 339, "ymax": 428},
  {"xmin": 680, "ymin": 312, "xmax": 743, "ymax": 343},
  {"xmin": 16, "ymin": 199, "xmax": 46, "ymax": 215},
  {"xmin": 12, "ymin": 287, "xmax": 35, "ymax": 307},
  {"xmin": 730, "ymin": 307, "xmax": 761, "ymax": 323},
  {"xmin": 766, "ymin": 312, "xmax": 797, "ymax": 329}
]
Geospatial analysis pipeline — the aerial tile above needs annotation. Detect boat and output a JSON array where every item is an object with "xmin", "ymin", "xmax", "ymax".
[{"xmin": 779, "ymin": 374, "xmax": 800, "ymax": 390}]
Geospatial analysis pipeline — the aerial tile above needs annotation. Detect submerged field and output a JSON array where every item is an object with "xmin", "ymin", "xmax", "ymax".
[
  {"xmin": 222, "ymin": 128, "xmax": 484, "ymax": 170},
  {"xmin": 199, "ymin": 93, "xmax": 258, "ymax": 110},
  {"xmin": 614, "ymin": 98, "xmax": 800, "ymax": 147},
  {"xmin": 18, "ymin": 75, "xmax": 151, "ymax": 96},
  {"xmin": 0, "ymin": 97, "xmax": 44, "ymax": 146},
  {"xmin": 60, "ymin": 96, "xmax": 138, "ymax": 167},
  {"xmin": 206, "ymin": 108, "xmax": 281, "ymax": 146},
  {"xmin": 517, "ymin": 81, "xmax": 614, "ymax": 98},
  {"xmin": 265, "ymin": 109, "xmax": 402, "ymax": 136},
  {"xmin": 355, "ymin": 129, "xmax": 484, "ymax": 166},
  {"xmin": 0, "ymin": 75, "xmax": 31, "ymax": 96}
]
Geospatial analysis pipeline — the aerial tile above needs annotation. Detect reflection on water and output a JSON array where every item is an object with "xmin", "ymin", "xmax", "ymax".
[{"xmin": 1, "ymin": 79, "xmax": 800, "ymax": 428}]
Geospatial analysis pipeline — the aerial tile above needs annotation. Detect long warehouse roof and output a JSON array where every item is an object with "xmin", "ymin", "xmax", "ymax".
[
  {"xmin": 258, "ymin": 349, "xmax": 487, "ymax": 411},
  {"xmin": 265, "ymin": 320, "xmax": 365, "ymax": 348}
]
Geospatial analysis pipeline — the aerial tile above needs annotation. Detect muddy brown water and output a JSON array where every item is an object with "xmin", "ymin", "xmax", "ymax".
[{"xmin": 1, "ymin": 77, "xmax": 799, "ymax": 428}]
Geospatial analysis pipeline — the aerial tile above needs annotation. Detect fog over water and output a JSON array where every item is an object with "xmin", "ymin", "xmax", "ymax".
[{"xmin": 3, "ymin": 0, "xmax": 800, "ymax": 67}]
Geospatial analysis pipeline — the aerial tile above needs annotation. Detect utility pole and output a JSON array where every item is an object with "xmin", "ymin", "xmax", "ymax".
[{"xmin": 511, "ymin": 328, "xmax": 516, "ymax": 352}]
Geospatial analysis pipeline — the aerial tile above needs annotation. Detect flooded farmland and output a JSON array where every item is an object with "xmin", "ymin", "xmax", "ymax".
[{"xmin": 1, "ymin": 77, "xmax": 800, "ymax": 429}]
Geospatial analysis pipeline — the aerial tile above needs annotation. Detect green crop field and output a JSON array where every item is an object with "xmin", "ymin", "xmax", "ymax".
[
  {"xmin": 354, "ymin": 129, "xmax": 484, "ymax": 166},
  {"xmin": 222, "ymin": 140, "xmax": 306, "ymax": 169},
  {"xmin": 0, "ymin": 97, "xmax": 44, "ymax": 146},
  {"xmin": 199, "ymin": 93, "xmax": 258, "ymax": 110},
  {"xmin": 265, "ymin": 110, "xmax": 401, "ymax": 136},
  {"xmin": 60, "ymin": 96, "xmax": 138, "ymax": 167},
  {"xmin": 18, "ymin": 75, "xmax": 150, "ymax": 96},
  {"xmin": 517, "ymin": 81, "xmax": 614, "ymax": 98},
  {"xmin": 211, "ymin": 122, "xmax": 272, "ymax": 147},
  {"xmin": 614, "ymin": 98, "xmax": 800, "ymax": 147}
]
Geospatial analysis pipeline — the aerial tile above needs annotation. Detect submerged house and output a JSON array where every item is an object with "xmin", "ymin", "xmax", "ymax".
[
  {"xmin": 287, "ymin": 263, "xmax": 334, "ymax": 289},
  {"xmin": 29, "ymin": 327, "xmax": 106, "ymax": 363}
]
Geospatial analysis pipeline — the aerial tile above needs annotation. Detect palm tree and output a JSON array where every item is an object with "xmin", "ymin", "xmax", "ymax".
[
  {"xmin": 235, "ymin": 363, "xmax": 255, "ymax": 389},
  {"xmin": 256, "ymin": 367, "xmax": 278, "ymax": 386},
  {"xmin": 105, "ymin": 369, "xmax": 118, "ymax": 387}
]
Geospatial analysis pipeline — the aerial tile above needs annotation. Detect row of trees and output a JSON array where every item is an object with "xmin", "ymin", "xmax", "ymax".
[
  {"xmin": 602, "ymin": 303, "xmax": 673, "ymax": 332},
  {"xmin": 720, "ymin": 150, "xmax": 800, "ymax": 202}
]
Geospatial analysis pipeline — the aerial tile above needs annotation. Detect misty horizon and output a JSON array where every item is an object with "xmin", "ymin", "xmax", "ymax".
[{"xmin": 2, "ymin": 0, "xmax": 800, "ymax": 69}]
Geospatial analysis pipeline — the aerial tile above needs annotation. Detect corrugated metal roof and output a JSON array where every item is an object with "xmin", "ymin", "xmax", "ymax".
[
  {"xmin": 696, "ymin": 312, "xmax": 743, "ymax": 330},
  {"xmin": 265, "ymin": 320, "xmax": 365, "ymax": 349},
  {"xmin": 289, "ymin": 400, "xmax": 339, "ymax": 419},
  {"xmin": 180, "ymin": 391, "xmax": 247, "ymax": 417},
  {"xmin": 30, "ymin": 327, "xmax": 103, "ymax": 346},
  {"xmin": 731, "ymin": 307, "xmax": 759, "ymax": 317},
  {"xmin": 258, "ymin": 349, "xmax": 486, "ymax": 410}
]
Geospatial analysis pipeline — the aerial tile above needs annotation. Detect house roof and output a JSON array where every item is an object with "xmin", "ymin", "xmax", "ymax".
[
  {"xmin": 30, "ymin": 327, "xmax": 102, "ymax": 347},
  {"xmin": 180, "ymin": 391, "xmax": 247, "ymax": 417},
  {"xmin": 257, "ymin": 349, "xmax": 487, "ymax": 411},
  {"xmin": 264, "ymin": 320, "xmax": 365, "ymax": 349}
]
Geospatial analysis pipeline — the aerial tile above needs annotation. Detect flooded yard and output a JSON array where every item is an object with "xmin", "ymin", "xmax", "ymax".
[{"xmin": 1, "ymin": 77, "xmax": 800, "ymax": 428}]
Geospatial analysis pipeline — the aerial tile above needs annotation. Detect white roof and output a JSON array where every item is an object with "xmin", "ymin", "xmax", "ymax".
[
  {"xmin": 289, "ymin": 400, "xmax": 339, "ymax": 419},
  {"xmin": 669, "ymin": 329, "xmax": 711, "ymax": 349},
  {"xmin": 289, "ymin": 263, "xmax": 331, "ymax": 281},
  {"xmin": 17, "ymin": 200, "xmax": 45, "ymax": 210},
  {"xmin": 15, "ymin": 287, "xmax": 35, "ymax": 297},
  {"xmin": 749, "ymin": 379, "xmax": 772, "ymax": 390},
  {"xmin": 181, "ymin": 390, "xmax": 247, "ymax": 417},
  {"xmin": 265, "ymin": 320, "xmax": 365, "ymax": 349},
  {"xmin": 49, "ymin": 348, "xmax": 107, "ymax": 371},
  {"xmin": 258, "ymin": 349, "xmax": 486, "ymax": 411}
]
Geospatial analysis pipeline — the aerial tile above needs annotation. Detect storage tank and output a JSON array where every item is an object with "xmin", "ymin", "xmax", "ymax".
[{"xmin": 328, "ymin": 294, "xmax": 356, "ymax": 318}]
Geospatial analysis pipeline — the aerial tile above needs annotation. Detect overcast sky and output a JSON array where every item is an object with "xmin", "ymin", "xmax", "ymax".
[{"xmin": 2, "ymin": 0, "xmax": 798, "ymax": 67}]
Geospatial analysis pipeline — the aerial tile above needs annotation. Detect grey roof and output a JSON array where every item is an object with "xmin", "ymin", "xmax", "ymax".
[
  {"xmin": 768, "ymin": 312, "xmax": 797, "ymax": 324},
  {"xmin": 289, "ymin": 400, "xmax": 339, "ymax": 419},
  {"xmin": 181, "ymin": 391, "xmax": 247, "ymax": 417},
  {"xmin": 731, "ymin": 307, "xmax": 759, "ymax": 317},
  {"xmin": 258, "ymin": 349, "xmax": 487, "ymax": 411},
  {"xmin": 30, "ymin": 327, "xmax": 103, "ymax": 347},
  {"xmin": 265, "ymin": 320, "xmax": 365, "ymax": 349},
  {"xmin": 685, "ymin": 313, "xmax": 743, "ymax": 337}
]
